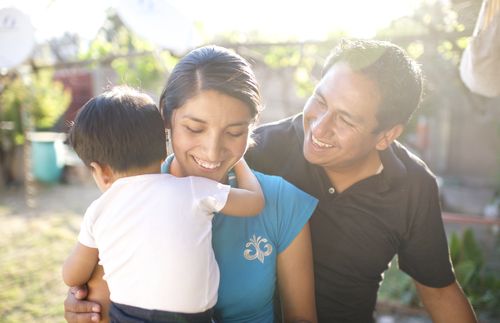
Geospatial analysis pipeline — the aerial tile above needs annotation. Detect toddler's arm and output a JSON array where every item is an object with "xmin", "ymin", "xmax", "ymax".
[
  {"xmin": 62, "ymin": 243, "xmax": 99, "ymax": 287},
  {"xmin": 221, "ymin": 158, "xmax": 265, "ymax": 216}
]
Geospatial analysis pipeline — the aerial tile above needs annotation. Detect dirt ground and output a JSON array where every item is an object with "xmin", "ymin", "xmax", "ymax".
[
  {"xmin": 0, "ymin": 167, "xmax": 99, "ymax": 216},
  {"xmin": 0, "ymin": 167, "xmax": 100, "ymax": 323}
]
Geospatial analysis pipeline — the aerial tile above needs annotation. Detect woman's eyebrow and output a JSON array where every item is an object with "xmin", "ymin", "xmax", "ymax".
[
  {"xmin": 181, "ymin": 115, "xmax": 206, "ymax": 124},
  {"xmin": 182, "ymin": 115, "xmax": 250, "ymax": 127},
  {"xmin": 226, "ymin": 121, "xmax": 251, "ymax": 127}
]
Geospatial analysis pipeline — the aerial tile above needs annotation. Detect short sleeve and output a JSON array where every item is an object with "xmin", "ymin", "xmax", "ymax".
[
  {"xmin": 78, "ymin": 203, "xmax": 97, "ymax": 248},
  {"xmin": 190, "ymin": 176, "xmax": 231, "ymax": 215},
  {"xmin": 258, "ymin": 173, "xmax": 318, "ymax": 254},
  {"xmin": 398, "ymin": 177, "xmax": 455, "ymax": 287}
]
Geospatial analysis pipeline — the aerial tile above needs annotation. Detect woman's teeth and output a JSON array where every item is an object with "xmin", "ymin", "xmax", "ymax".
[{"xmin": 194, "ymin": 157, "xmax": 221, "ymax": 169}]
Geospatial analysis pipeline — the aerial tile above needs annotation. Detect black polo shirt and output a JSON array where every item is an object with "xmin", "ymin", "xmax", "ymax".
[{"xmin": 246, "ymin": 113, "xmax": 455, "ymax": 323}]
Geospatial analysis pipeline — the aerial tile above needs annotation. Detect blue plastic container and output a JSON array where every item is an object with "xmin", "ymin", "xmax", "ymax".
[{"xmin": 28, "ymin": 132, "xmax": 67, "ymax": 183}]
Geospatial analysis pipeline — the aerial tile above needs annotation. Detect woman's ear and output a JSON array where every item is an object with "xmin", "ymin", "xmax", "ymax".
[
  {"xmin": 375, "ymin": 124, "xmax": 403, "ymax": 151},
  {"xmin": 89, "ymin": 162, "xmax": 114, "ymax": 192}
]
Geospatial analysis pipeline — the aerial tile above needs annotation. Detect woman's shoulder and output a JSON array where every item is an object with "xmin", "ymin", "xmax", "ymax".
[
  {"xmin": 253, "ymin": 170, "xmax": 289, "ymax": 191},
  {"xmin": 252, "ymin": 170, "xmax": 317, "ymax": 214},
  {"xmin": 252, "ymin": 170, "xmax": 306, "ymax": 190},
  {"xmin": 253, "ymin": 170, "xmax": 282, "ymax": 181}
]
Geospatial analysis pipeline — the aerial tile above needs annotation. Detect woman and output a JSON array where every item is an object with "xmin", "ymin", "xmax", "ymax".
[{"xmin": 64, "ymin": 46, "xmax": 317, "ymax": 323}]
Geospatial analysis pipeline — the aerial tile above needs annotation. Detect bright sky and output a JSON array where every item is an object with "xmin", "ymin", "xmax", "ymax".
[{"xmin": 1, "ymin": 0, "xmax": 423, "ymax": 43}]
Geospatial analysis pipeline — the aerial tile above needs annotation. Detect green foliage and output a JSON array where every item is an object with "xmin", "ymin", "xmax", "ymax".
[
  {"xmin": 449, "ymin": 229, "xmax": 500, "ymax": 316},
  {"xmin": 260, "ymin": 44, "xmax": 323, "ymax": 98},
  {"xmin": 1, "ymin": 71, "xmax": 71, "ymax": 136},
  {"xmin": 79, "ymin": 11, "xmax": 178, "ymax": 94},
  {"xmin": 406, "ymin": 41, "xmax": 425, "ymax": 60},
  {"xmin": 378, "ymin": 260, "xmax": 420, "ymax": 307},
  {"xmin": 79, "ymin": 36, "xmax": 114, "ymax": 61},
  {"xmin": 380, "ymin": 229, "xmax": 500, "ymax": 318},
  {"xmin": 294, "ymin": 66, "xmax": 315, "ymax": 98},
  {"xmin": 28, "ymin": 71, "xmax": 72, "ymax": 131},
  {"xmin": 78, "ymin": 11, "xmax": 132, "ymax": 61},
  {"xmin": 1, "ymin": 77, "xmax": 28, "ymax": 143},
  {"xmin": 244, "ymin": 42, "xmax": 336, "ymax": 99},
  {"xmin": 497, "ymin": 125, "xmax": 500, "ymax": 191},
  {"xmin": 111, "ymin": 51, "xmax": 178, "ymax": 93},
  {"xmin": 263, "ymin": 46, "xmax": 302, "ymax": 68}
]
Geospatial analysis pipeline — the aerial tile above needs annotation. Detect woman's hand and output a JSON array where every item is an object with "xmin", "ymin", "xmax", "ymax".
[{"xmin": 277, "ymin": 223, "xmax": 317, "ymax": 323}]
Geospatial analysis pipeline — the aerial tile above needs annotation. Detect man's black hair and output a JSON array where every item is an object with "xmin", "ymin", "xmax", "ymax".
[{"xmin": 323, "ymin": 39, "xmax": 423, "ymax": 132}]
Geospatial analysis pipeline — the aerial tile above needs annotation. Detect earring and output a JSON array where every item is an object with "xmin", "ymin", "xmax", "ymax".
[{"xmin": 165, "ymin": 130, "xmax": 171, "ymax": 155}]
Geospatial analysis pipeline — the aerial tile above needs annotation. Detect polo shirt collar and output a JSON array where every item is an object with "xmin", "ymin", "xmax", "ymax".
[
  {"xmin": 377, "ymin": 141, "xmax": 407, "ymax": 192},
  {"xmin": 291, "ymin": 112, "xmax": 407, "ymax": 194},
  {"xmin": 292, "ymin": 113, "xmax": 305, "ymax": 143}
]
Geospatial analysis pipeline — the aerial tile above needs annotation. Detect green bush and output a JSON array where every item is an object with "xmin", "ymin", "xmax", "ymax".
[
  {"xmin": 380, "ymin": 228, "xmax": 500, "ymax": 318},
  {"xmin": 29, "ymin": 71, "xmax": 71, "ymax": 131},
  {"xmin": 0, "ymin": 70, "xmax": 71, "ymax": 138},
  {"xmin": 1, "ymin": 76, "xmax": 29, "ymax": 144},
  {"xmin": 449, "ymin": 229, "xmax": 500, "ymax": 317}
]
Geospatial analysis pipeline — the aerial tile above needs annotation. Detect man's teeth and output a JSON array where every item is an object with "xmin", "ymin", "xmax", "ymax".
[
  {"xmin": 194, "ymin": 157, "xmax": 221, "ymax": 169},
  {"xmin": 312, "ymin": 135, "xmax": 333, "ymax": 148}
]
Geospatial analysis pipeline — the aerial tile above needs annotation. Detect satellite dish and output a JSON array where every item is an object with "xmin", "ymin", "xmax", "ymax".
[
  {"xmin": 0, "ymin": 7, "xmax": 35, "ymax": 70},
  {"xmin": 115, "ymin": 0, "xmax": 199, "ymax": 56}
]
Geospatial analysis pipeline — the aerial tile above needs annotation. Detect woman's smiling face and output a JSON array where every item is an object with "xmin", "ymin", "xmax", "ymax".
[{"xmin": 169, "ymin": 90, "xmax": 254, "ymax": 183}]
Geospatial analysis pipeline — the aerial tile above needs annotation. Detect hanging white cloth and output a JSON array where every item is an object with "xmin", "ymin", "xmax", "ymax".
[{"xmin": 460, "ymin": 0, "xmax": 500, "ymax": 97}]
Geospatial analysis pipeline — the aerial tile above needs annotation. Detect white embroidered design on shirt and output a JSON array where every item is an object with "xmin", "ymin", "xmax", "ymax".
[{"xmin": 243, "ymin": 234, "xmax": 273, "ymax": 263}]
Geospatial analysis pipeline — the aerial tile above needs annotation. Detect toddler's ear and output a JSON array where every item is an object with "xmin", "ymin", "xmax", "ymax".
[{"xmin": 90, "ymin": 162, "xmax": 114, "ymax": 192}]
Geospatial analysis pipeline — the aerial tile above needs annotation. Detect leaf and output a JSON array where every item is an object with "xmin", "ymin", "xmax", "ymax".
[
  {"xmin": 462, "ymin": 229, "xmax": 484, "ymax": 269},
  {"xmin": 454, "ymin": 260, "xmax": 476, "ymax": 288},
  {"xmin": 449, "ymin": 231, "xmax": 461, "ymax": 264}
]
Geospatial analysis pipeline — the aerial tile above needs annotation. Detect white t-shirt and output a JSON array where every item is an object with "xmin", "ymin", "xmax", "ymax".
[{"xmin": 78, "ymin": 173, "xmax": 230, "ymax": 313}]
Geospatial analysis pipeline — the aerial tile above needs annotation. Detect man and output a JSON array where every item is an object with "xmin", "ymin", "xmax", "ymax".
[{"xmin": 245, "ymin": 39, "xmax": 477, "ymax": 322}]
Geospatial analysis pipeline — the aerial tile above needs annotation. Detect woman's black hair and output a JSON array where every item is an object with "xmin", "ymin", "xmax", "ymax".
[{"xmin": 159, "ymin": 45, "xmax": 262, "ymax": 127}]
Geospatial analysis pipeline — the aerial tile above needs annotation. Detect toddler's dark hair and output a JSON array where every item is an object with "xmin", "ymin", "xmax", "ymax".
[{"xmin": 69, "ymin": 86, "xmax": 166, "ymax": 172}]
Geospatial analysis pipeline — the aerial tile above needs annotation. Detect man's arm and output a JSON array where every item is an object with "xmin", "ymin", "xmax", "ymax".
[{"xmin": 414, "ymin": 280, "xmax": 477, "ymax": 323}]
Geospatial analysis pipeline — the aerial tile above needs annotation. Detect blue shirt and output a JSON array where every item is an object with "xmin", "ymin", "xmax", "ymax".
[{"xmin": 162, "ymin": 156, "xmax": 318, "ymax": 322}]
